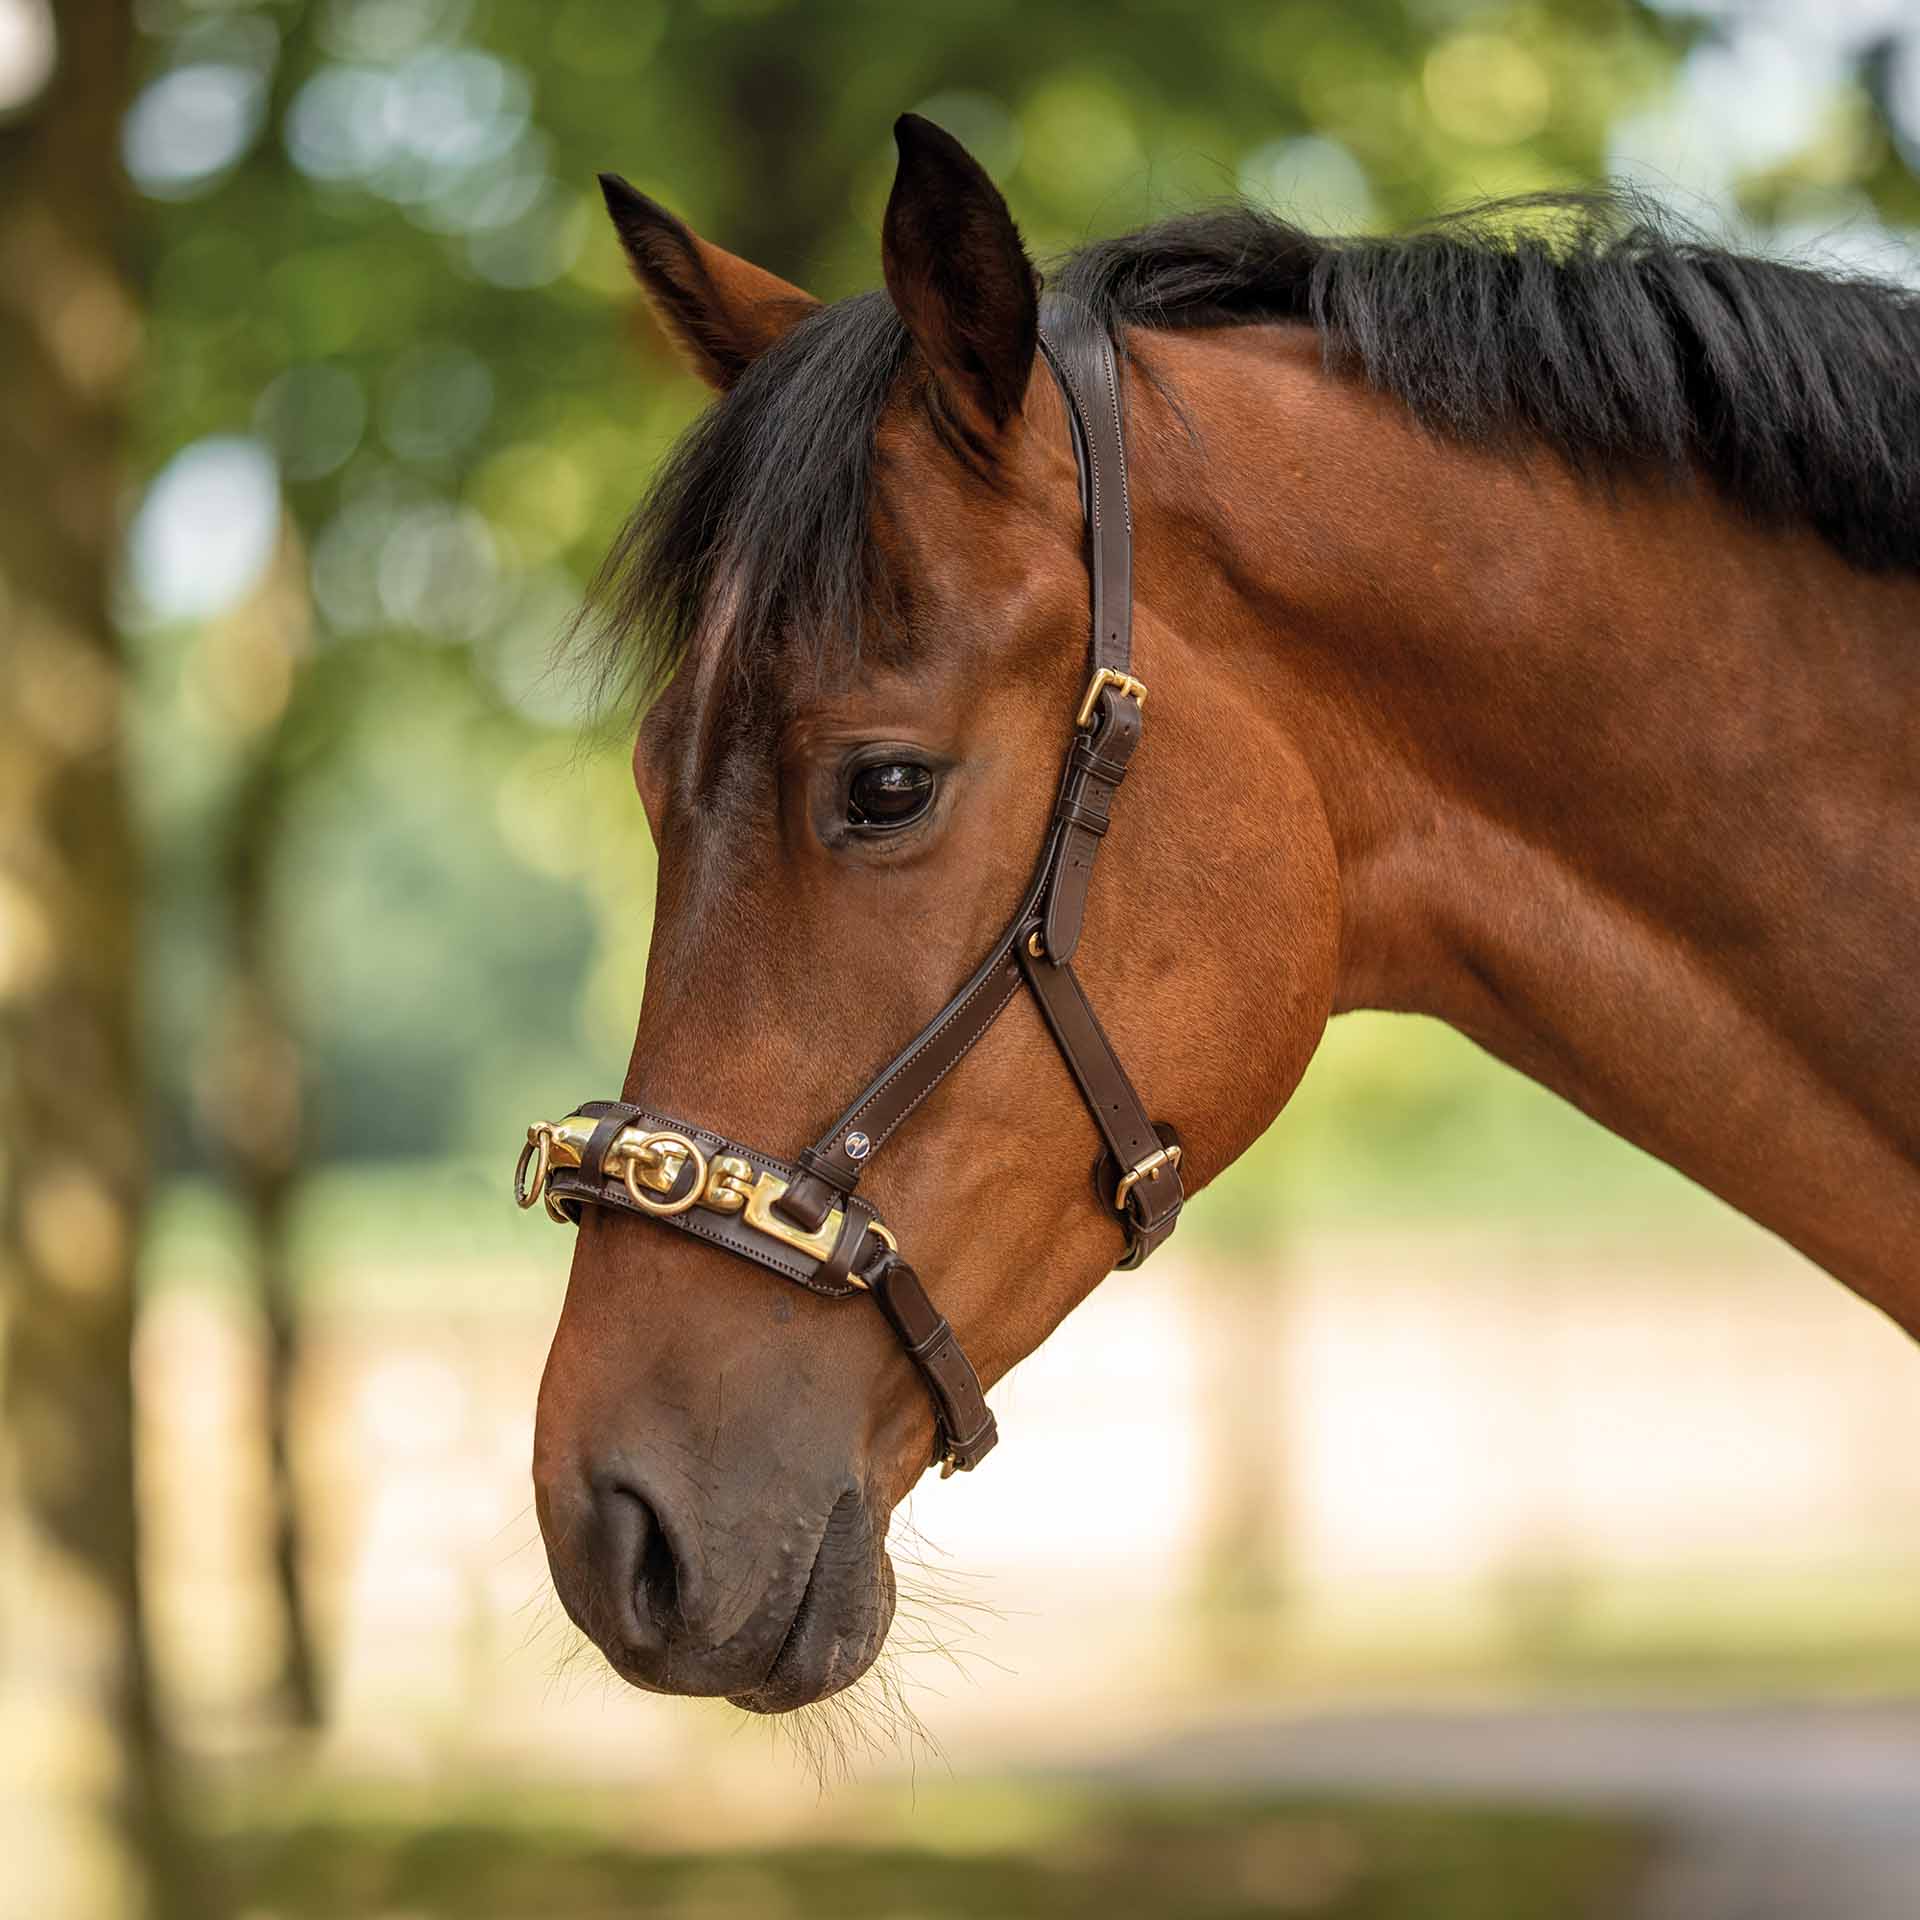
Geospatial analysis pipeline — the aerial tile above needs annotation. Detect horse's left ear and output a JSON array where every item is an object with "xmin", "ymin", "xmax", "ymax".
[
  {"xmin": 598, "ymin": 173, "xmax": 819, "ymax": 391},
  {"xmin": 882, "ymin": 113, "xmax": 1039, "ymax": 441}
]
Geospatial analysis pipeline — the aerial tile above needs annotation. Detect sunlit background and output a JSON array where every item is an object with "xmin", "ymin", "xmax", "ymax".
[{"xmin": 6, "ymin": 0, "xmax": 1920, "ymax": 1916}]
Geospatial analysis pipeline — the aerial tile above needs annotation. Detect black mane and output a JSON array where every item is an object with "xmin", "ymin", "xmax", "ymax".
[{"xmin": 579, "ymin": 193, "xmax": 1920, "ymax": 708}]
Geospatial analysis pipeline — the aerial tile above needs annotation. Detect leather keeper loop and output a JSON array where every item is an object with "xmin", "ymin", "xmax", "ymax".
[
  {"xmin": 581, "ymin": 1105, "xmax": 640, "ymax": 1183},
  {"xmin": 1069, "ymin": 742, "xmax": 1132, "ymax": 784},
  {"xmin": 773, "ymin": 1167, "xmax": 838, "ymax": 1232},
  {"xmin": 901, "ymin": 1312, "xmax": 954, "ymax": 1362},
  {"xmin": 797, "ymin": 1144, "xmax": 859, "ymax": 1194},
  {"xmin": 1055, "ymin": 798, "xmax": 1111, "ymax": 836},
  {"xmin": 864, "ymin": 1252, "xmax": 999, "ymax": 1473},
  {"xmin": 813, "ymin": 1201, "xmax": 873, "ymax": 1293}
]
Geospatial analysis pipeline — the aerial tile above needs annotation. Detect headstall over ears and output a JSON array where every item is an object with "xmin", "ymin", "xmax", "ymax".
[{"xmin": 515, "ymin": 309, "xmax": 1185, "ymax": 1477}]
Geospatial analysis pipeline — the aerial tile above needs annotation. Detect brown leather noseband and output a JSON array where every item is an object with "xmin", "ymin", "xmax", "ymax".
[{"xmin": 515, "ymin": 312, "xmax": 1185, "ymax": 1476}]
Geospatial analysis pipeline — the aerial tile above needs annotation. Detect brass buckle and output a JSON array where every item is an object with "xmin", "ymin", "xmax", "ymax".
[
  {"xmin": 737, "ymin": 1172, "xmax": 896, "ymax": 1289},
  {"xmin": 1075, "ymin": 666, "xmax": 1147, "ymax": 730},
  {"xmin": 1113, "ymin": 1141, "xmax": 1181, "ymax": 1212}
]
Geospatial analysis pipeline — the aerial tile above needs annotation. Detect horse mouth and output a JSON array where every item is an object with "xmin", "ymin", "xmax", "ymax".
[{"xmin": 728, "ymin": 1504, "xmax": 896, "ymax": 1715}]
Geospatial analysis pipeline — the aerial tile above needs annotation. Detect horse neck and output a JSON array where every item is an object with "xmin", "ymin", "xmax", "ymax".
[{"xmin": 1140, "ymin": 323, "xmax": 1920, "ymax": 1325}]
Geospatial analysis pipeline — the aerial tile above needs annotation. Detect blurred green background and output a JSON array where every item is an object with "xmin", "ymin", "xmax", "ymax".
[{"xmin": 6, "ymin": 0, "xmax": 1920, "ymax": 1916}]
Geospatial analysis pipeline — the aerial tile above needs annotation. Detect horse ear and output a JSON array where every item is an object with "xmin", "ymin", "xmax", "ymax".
[
  {"xmin": 882, "ymin": 113, "xmax": 1039, "ymax": 440},
  {"xmin": 597, "ymin": 173, "xmax": 819, "ymax": 392}
]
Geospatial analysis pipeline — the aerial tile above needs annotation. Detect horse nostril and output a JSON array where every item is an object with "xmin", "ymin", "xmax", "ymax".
[
  {"xmin": 598, "ymin": 1483, "xmax": 684, "ymax": 1646},
  {"xmin": 635, "ymin": 1496, "xmax": 682, "ymax": 1623}
]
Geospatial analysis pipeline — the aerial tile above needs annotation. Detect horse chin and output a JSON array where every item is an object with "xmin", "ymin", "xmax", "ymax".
[{"xmin": 728, "ymin": 1540, "xmax": 897, "ymax": 1715}]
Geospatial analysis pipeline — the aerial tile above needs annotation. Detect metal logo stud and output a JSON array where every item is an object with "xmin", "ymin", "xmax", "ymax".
[{"xmin": 844, "ymin": 1130, "xmax": 872, "ymax": 1161}]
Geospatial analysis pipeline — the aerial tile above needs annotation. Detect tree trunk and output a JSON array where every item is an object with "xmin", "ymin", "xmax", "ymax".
[
  {"xmin": 220, "ymin": 737, "xmax": 322, "ymax": 1730},
  {"xmin": 0, "ymin": 7, "xmax": 178, "ymax": 1917},
  {"xmin": 1190, "ymin": 1252, "xmax": 1293, "ymax": 1687}
]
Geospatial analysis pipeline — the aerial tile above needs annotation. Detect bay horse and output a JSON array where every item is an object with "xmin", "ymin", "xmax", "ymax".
[{"xmin": 527, "ymin": 114, "xmax": 1920, "ymax": 1714}]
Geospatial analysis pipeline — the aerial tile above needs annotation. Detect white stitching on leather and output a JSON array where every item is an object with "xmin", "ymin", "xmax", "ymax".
[{"xmin": 873, "ymin": 967, "xmax": 1024, "ymax": 1147}]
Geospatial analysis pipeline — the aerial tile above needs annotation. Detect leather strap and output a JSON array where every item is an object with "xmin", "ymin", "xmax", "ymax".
[
  {"xmin": 775, "ymin": 928, "xmax": 1028, "ymax": 1227},
  {"xmin": 781, "ymin": 884, "xmax": 1038, "ymax": 1219},
  {"xmin": 1016, "ymin": 929, "xmax": 1184, "ymax": 1266},
  {"xmin": 863, "ymin": 1252, "xmax": 998, "ymax": 1472},
  {"xmin": 1042, "ymin": 686, "xmax": 1141, "ymax": 963},
  {"xmin": 580, "ymin": 1109, "xmax": 630, "ymax": 1185},
  {"xmin": 1037, "ymin": 323, "xmax": 1132, "ymax": 676}
]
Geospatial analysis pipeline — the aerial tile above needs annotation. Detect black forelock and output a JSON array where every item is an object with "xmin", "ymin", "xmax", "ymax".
[
  {"xmin": 573, "ymin": 192, "xmax": 1920, "ymax": 717},
  {"xmin": 573, "ymin": 290, "xmax": 912, "ymax": 723}
]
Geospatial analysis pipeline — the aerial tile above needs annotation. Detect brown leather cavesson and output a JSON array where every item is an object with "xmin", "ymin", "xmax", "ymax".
[{"xmin": 515, "ymin": 308, "xmax": 1185, "ymax": 1476}]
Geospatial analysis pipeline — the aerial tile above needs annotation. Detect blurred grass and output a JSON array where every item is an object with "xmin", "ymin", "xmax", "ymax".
[{"xmin": 202, "ymin": 1784, "xmax": 1652, "ymax": 1920}]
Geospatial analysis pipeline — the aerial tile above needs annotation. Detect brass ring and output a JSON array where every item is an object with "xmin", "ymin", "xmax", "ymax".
[
  {"xmin": 619, "ymin": 1131, "xmax": 708, "ymax": 1217},
  {"xmin": 515, "ymin": 1126, "xmax": 552, "ymax": 1210}
]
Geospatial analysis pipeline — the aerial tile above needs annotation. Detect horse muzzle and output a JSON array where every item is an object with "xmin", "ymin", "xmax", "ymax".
[{"xmin": 536, "ymin": 1420, "xmax": 894, "ymax": 1711}]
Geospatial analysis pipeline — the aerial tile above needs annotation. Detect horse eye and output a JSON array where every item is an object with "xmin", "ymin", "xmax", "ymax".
[{"xmin": 847, "ymin": 762, "xmax": 934, "ymax": 830}]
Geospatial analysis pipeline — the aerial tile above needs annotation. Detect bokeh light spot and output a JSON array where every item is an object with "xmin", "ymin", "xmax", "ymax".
[
  {"xmin": 376, "ymin": 502, "xmax": 499, "ymax": 640},
  {"xmin": 254, "ymin": 363, "xmax": 368, "ymax": 483},
  {"xmin": 380, "ymin": 345, "xmax": 494, "ymax": 463},
  {"xmin": 284, "ymin": 64, "xmax": 394, "ymax": 183},
  {"xmin": 128, "ymin": 437, "xmax": 281, "ymax": 625},
  {"xmin": 465, "ymin": 186, "xmax": 585, "ymax": 289},
  {"xmin": 482, "ymin": 570, "xmax": 592, "ymax": 730},
  {"xmin": 1242, "ymin": 135, "xmax": 1375, "ymax": 231},
  {"xmin": 0, "ymin": 870, "xmax": 54, "ymax": 1003},
  {"xmin": 1423, "ymin": 34, "xmax": 1552, "ymax": 148},
  {"xmin": 319, "ymin": 0, "xmax": 473, "ymax": 64},
  {"xmin": 286, "ymin": 48, "xmax": 529, "ymax": 203},
  {"xmin": 0, "ymin": 0, "xmax": 56, "ymax": 115},
  {"xmin": 471, "ymin": 442, "xmax": 590, "ymax": 566},
  {"xmin": 123, "ymin": 63, "xmax": 265, "ymax": 198},
  {"xmin": 311, "ymin": 494, "xmax": 396, "ymax": 634},
  {"xmin": 1019, "ymin": 79, "xmax": 1142, "ymax": 205}
]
